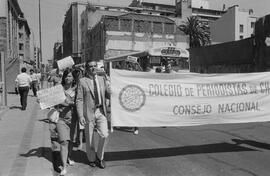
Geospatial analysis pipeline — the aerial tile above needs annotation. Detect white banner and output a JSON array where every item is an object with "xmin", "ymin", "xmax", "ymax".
[
  {"xmin": 111, "ymin": 69, "xmax": 270, "ymax": 127},
  {"xmin": 37, "ymin": 85, "xmax": 66, "ymax": 110}
]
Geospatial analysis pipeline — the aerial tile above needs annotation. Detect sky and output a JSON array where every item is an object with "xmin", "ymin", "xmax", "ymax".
[{"xmin": 18, "ymin": 0, "xmax": 270, "ymax": 64}]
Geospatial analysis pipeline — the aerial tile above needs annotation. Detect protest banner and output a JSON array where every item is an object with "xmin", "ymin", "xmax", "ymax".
[
  {"xmin": 111, "ymin": 69, "xmax": 270, "ymax": 127},
  {"xmin": 57, "ymin": 56, "xmax": 74, "ymax": 71},
  {"xmin": 37, "ymin": 85, "xmax": 66, "ymax": 109}
]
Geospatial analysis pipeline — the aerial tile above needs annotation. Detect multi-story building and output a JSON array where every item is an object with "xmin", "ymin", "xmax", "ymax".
[
  {"xmin": 0, "ymin": 0, "xmax": 32, "ymax": 92},
  {"xmin": 53, "ymin": 42, "xmax": 63, "ymax": 62},
  {"xmin": 34, "ymin": 46, "xmax": 40, "ymax": 69},
  {"xmin": 79, "ymin": 0, "xmax": 225, "ymax": 64},
  {"xmin": 47, "ymin": 59, "xmax": 53, "ymax": 67},
  {"xmin": 18, "ymin": 15, "xmax": 31, "ymax": 63},
  {"xmin": 62, "ymin": 2, "xmax": 88, "ymax": 64},
  {"xmin": 130, "ymin": 0, "xmax": 225, "ymax": 25},
  {"xmin": 80, "ymin": 4, "xmax": 127, "ymax": 62},
  {"xmin": 210, "ymin": 5, "xmax": 257, "ymax": 44},
  {"xmin": 191, "ymin": 0, "xmax": 209, "ymax": 9},
  {"xmin": 85, "ymin": 13, "xmax": 188, "ymax": 64}
]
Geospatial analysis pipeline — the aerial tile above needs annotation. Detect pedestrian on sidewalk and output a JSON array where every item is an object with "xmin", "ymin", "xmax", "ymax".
[
  {"xmin": 36, "ymin": 69, "xmax": 42, "ymax": 90},
  {"xmin": 30, "ymin": 69, "xmax": 38, "ymax": 96},
  {"xmin": 53, "ymin": 68, "xmax": 77, "ymax": 175},
  {"xmin": 76, "ymin": 61, "xmax": 111, "ymax": 169},
  {"xmin": 15, "ymin": 67, "xmax": 32, "ymax": 110}
]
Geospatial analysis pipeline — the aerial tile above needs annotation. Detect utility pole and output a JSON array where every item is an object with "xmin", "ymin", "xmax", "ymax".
[
  {"xmin": 39, "ymin": 0, "xmax": 42, "ymax": 70},
  {"xmin": 1, "ymin": 52, "xmax": 7, "ymax": 106},
  {"xmin": 1, "ymin": 0, "xmax": 9, "ymax": 106}
]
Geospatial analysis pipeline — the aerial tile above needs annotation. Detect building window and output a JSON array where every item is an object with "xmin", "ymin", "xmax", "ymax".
[
  {"xmin": 239, "ymin": 24, "xmax": 244, "ymax": 33},
  {"xmin": 153, "ymin": 22, "xmax": 163, "ymax": 34},
  {"xmin": 164, "ymin": 23, "xmax": 174, "ymax": 34},
  {"xmin": 19, "ymin": 43, "xmax": 24, "ymax": 50},
  {"xmin": 134, "ymin": 20, "xmax": 151, "ymax": 33},
  {"xmin": 105, "ymin": 17, "xmax": 119, "ymax": 31},
  {"xmin": 251, "ymin": 22, "xmax": 255, "ymax": 29},
  {"xmin": 19, "ymin": 32, "xmax": 23, "ymax": 39},
  {"xmin": 240, "ymin": 35, "xmax": 244, "ymax": 40},
  {"xmin": 120, "ymin": 19, "xmax": 132, "ymax": 32},
  {"xmin": 19, "ymin": 22, "xmax": 23, "ymax": 30}
]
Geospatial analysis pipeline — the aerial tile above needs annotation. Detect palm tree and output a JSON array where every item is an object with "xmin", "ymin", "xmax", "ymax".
[{"xmin": 179, "ymin": 16, "xmax": 210, "ymax": 48}]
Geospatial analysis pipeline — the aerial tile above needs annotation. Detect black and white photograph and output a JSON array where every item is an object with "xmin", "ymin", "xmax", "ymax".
[{"xmin": 0, "ymin": 0, "xmax": 270, "ymax": 175}]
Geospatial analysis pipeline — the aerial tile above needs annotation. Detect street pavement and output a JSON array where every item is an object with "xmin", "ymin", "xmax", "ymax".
[
  {"xmin": 0, "ymin": 90, "xmax": 53, "ymax": 176},
  {"xmin": 66, "ymin": 124, "xmax": 270, "ymax": 176},
  {"xmin": 2, "ymin": 88, "xmax": 270, "ymax": 176}
]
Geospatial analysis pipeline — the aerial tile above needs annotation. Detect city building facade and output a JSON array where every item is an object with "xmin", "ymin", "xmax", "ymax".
[
  {"xmin": 0, "ymin": 0, "xmax": 32, "ymax": 92},
  {"xmin": 80, "ymin": 4, "xmax": 125, "ymax": 62},
  {"xmin": 53, "ymin": 42, "xmax": 63, "ymax": 62},
  {"xmin": 18, "ymin": 16, "xmax": 31, "ymax": 63},
  {"xmin": 84, "ymin": 13, "xmax": 188, "ymax": 63},
  {"xmin": 34, "ymin": 46, "xmax": 40, "ymax": 69},
  {"xmin": 130, "ymin": 0, "xmax": 225, "ymax": 25},
  {"xmin": 78, "ymin": 0, "xmax": 226, "ymax": 64},
  {"xmin": 210, "ymin": 5, "xmax": 257, "ymax": 44},
  {"xmin": 62, "ymin": 2, "xmax": 87, "ymax": 64}
]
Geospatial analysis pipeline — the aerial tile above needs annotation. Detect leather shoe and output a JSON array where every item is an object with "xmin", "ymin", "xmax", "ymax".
[
  {"xmin": 95, "ymin": 157, "xmax": 106, "ymax": 169},
  {"xmin": 89, "ymin": 161, "xmax": 96, "ymax": 167}
]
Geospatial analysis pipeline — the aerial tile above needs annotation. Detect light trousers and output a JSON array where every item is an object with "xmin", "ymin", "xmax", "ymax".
[{"xmin": 85, "ymin": 108, "xmax": 109, "ymax": 162}]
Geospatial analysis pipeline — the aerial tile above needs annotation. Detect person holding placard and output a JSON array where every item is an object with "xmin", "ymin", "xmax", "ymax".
[{"xmin": 54, "ymin": 69, "xmax": 77, "ymax": 175}]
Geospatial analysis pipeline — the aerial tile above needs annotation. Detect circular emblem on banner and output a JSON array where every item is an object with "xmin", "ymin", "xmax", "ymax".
[{"xmin": 119, "ymin": 85, "xmax": 146, "ymax": 112}]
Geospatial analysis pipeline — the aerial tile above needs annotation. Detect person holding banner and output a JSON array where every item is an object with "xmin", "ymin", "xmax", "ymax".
[
  {"xmin": 55, "ymin": 69, "xmax": 77, "ymax": 175},
  {"xmin": 76, "ymin": 61, "xmax": 111, "ymax": 169},
  {"xmin": 164, "ymin": 63, "xmax": 175, "ymax": 74}
]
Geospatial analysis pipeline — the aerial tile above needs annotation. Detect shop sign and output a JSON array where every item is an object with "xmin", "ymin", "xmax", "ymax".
[
  {"xmin": 149, "ymin": 47, "xmax": 189, "ymax": 58},
  {"xmin": 161, "ymin": 47, "xmax": 181, "ymax": 56},
  {"xmin": 127, "ymin": 56, "xmax": 138, "ymax": 63}
]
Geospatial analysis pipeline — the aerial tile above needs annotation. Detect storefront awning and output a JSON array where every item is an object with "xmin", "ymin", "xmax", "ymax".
[{"xmin": 104, "ymin": 51, "xmax": 148, "ymax": 62}]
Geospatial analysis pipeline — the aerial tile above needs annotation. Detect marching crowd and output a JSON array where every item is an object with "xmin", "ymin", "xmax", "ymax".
[
  {"xmin": 15, "ymin": 61, "xmax": 111, "ymax": 175},
  {"xmin": 14, "ymin": 59, "xmax": 176, "ymax": 175},
  {"xmin": 47, "ymin": 61, "xmax": 111, "ymax": 175}
]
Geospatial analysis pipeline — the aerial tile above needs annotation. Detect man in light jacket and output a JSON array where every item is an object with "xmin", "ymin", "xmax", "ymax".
[{"xmin": 76, "ymin": 61, "xmax": 111, "ymax": 169}]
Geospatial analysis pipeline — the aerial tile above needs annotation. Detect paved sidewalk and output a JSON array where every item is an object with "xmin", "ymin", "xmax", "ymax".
[{"xmin": 0, "ymin": 93, "xmax": 53, "ymax": 176}]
